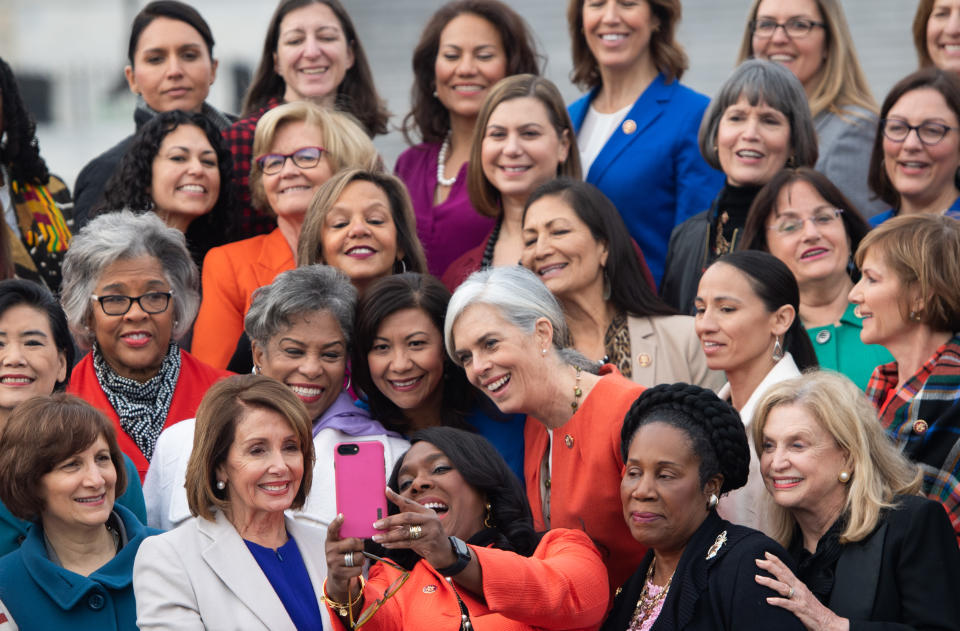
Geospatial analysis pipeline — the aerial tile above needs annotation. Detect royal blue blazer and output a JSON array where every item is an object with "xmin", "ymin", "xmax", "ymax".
[{"xmin": 569, "ymin": 74, "xmax": 724, "ymax": 286}]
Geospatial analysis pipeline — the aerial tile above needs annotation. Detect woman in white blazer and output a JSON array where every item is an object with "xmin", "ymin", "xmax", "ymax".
[
  {"xmin": 143, "ymin": 264, "xmax": 408, "ymax": 531},
  {"xmin": 135, "ymin": 374, "xmax": 332, "ymax": 630},
  {"xmin": 693, "ymin": 250, "xmax": 819, "ymax": 534}
]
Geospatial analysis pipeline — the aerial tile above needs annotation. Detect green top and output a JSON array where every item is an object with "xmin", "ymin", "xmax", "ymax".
[{"xmin": 807, "ymin": 302, "xmax": 893, "ymax": 391}]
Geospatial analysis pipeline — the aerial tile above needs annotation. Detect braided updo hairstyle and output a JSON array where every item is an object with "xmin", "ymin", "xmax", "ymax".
[{"xmin": 620, "ymin": 383, "xmax": 750, "ymax": 495}]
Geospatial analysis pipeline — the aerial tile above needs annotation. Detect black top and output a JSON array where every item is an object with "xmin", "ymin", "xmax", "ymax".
[
  {"xmin": 601, "ymin": 511, "xmax": 805, "ymax": 631},
  {"xmin": 797, "ymin": 494, "xmax": 960, "ymax": 630}
]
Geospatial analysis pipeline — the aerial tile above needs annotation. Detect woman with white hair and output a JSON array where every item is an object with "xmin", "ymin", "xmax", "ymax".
[
  {"xmin": 445, "ymin": 265, "xmax": 646, "ymax": 591},
  {"xmin": 62, "ymin": 211, "xmax": 231, "ymax": 481}
]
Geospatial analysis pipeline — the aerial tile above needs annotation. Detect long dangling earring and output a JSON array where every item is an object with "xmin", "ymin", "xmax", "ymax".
[
  {"xmin": 772, "ymin": 335, "xmax": 784, "ymax": 361},
  {"xmin": 343, "ymin": 374, "xmax": 352, "ymax": 392},
  {"xmin": 602, "ymin": 267, "xmax": 611, "ymax": 301},
  {"xmin": 484, "ymin": 502, "xmax": 494, "ymax": 528}
]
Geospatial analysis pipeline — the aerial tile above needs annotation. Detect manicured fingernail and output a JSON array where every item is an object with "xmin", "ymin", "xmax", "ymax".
[
  {"xmin": 373, "ymin": 520, "xmax": 384, "ymax": 529},
  {"xmin": 372, "ymin": 534, "xmax": 383, "ymax": 542}
]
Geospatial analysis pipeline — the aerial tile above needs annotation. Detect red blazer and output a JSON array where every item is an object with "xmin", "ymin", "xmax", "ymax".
[
  {"xmin": 192, "ymin": 228, "xmax": 294, "ymax": 368},
  {"xmin": 67, "ymin": 349, "xmax": 231, "ymax": 481},
  {"xmin": 325, "ymin": 529, "xmax": 609, "ymax": 631},
  {"xmin": 525, "ymin": 366, "xmax": 647, "ymax": 591}
]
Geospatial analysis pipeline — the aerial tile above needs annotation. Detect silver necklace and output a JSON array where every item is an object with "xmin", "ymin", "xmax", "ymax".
[{"xmin": 436, "ymin": 131, "xmax": 457, "ymax": 187}]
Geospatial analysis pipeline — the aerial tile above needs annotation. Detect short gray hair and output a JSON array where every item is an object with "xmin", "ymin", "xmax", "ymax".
[
  {"xmin": 61, "ymin": 211, "xmax": 199, "ymax": 347},
  {"xmin": 245, "ymin": 265, "xmax": 357, "ymax": 349},
  {"xmin": 698, "ymin": 59, "xmax": 819, "ymax": 171},
  {"xmin": 444, "ymin": 266, "xmax": 594, "ymax": 371}
]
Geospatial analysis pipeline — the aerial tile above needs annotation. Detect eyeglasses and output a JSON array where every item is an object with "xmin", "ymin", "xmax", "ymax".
[
  {"xmin": 751, "ymin": 18, "xmax": 825, "ymax": 39},
  {"xmin": 880, "ymin": 118, "xmax": 957, "ymax": 146},
  {"xmin": 255, "ymin": 146, "xmax": 325, "ymax": 175},
  {"xmin": 768, "ymin": 208, "xmax": 843, "ymax": 235},
  {"xmin": 90, "ymin": 291, "xmax": 174, "ymax": 316},
  {"xmin": 350, "ymin": 551, "xmax": 410, "ymax": 629}
]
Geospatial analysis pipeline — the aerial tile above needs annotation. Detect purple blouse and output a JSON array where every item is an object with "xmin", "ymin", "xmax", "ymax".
[{"xmin": 394, "ymin": 142, "xmax": 496, "ymax": 278}]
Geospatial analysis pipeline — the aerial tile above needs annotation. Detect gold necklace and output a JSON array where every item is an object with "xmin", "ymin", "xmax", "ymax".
[
  {"xmin": 628, "ymin": 557, "xmax": 673, "ymax": 628},
  {"xmin": 570, "ymin": 365, "xmax": 583, "ymax": 411}
]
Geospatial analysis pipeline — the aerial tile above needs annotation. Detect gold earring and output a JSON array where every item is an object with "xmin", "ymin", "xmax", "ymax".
[{"xmin": 484, "ymin": 502, "xmax": 493, "ymax": 528}]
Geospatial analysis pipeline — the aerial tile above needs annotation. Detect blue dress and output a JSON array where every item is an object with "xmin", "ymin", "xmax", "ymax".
[{"xmin": 569, "ymin": 74, "xmax": 724, "ymax": 286}]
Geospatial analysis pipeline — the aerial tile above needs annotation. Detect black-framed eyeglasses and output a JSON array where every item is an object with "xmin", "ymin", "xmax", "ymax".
[
  {"xmin": 350, "ymin": 551, "xmax": 410, "ymax": 629},
  {"xmin": 255, "ymin": 146, "xmax": 325, "ymax": 175},
  {"xmin": 880, "ymin": 118, "xmax": 957, "ymax": 146},
  {"xmin": 751, "ymin": 18, "xmax": 825, "ymax": 39},
  {"xmin": 90, "ymin": 291, "xmax": 174, "ymax": 316},
  {"xmin": 768, "ymin": 208, "xmax": 844, "ymax": 235}
]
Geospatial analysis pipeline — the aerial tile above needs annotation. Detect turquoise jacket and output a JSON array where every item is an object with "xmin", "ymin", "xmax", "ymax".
[
  {"xmin": 807, "ymin": 302, "xmax": 893, "ymax": 391},
  {"xmin": 0, "ymin": 454, "xmax": 147, "ymax": 558},
  {"xmin": 0, "ymin": 504, "xmax": 158, "ymax": 630}
]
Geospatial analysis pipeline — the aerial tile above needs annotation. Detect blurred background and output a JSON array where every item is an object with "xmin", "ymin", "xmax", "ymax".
[{"xmin": 0, "ymin": 0, "xmax": 917, "ymax": 188}]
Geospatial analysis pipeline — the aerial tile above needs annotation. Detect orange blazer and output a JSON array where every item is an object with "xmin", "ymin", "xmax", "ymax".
[
  {"xmin": 67, "ymin": 349, "xmax": 232, "ymax": 481},
  {"xmin": 192, "ymin": 228, "xmax": 294, "ymax": 368},
  {"xmin": 325, "ymin": 529, "xmax": 609, "ymax": 631},
  {"xmin": 525, "ymin": 366, "xmax": 647, "ymax": 591}
]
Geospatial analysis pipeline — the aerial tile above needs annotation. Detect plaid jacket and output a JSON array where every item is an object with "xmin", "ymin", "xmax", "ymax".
[
  {"xmin": 223, "ymin": 98, "xmax": 282, "ymax": 240},
  {"xmin": 866, "ymin": 334, "xmax": 960, "ymax": 542}
]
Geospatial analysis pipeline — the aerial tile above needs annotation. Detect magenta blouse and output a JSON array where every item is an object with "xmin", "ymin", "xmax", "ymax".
[{"xmin": 394, "ymin": 142, "xmax": 496, "ymax": 278}]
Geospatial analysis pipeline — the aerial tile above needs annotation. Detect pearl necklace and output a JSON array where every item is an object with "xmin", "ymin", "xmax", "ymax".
[{"xmin": 436, "ymin": 131, "xmax": 457, "ymax": 187}]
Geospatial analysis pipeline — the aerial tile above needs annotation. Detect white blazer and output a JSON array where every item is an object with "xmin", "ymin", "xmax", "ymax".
[
  {"xmin": 133, "ymin": 511, "xmax": 333, "ymax": 630},
  {"xmin": 143, "ymin": 418, "xmax": 409, "ymax": 530},
  {"xmin": 715, "ymin": 353, "xmax": 801, "ymax": 534}
]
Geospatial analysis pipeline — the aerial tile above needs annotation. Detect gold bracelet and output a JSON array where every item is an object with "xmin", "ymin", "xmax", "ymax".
[{"xmin": 322, "ymin": 576, "xmax": 365, "ymax": 618}]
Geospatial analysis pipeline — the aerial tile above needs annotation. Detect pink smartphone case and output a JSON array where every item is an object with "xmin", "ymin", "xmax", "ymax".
[{"xmin": 334, "ymin": 441, "xmax": 387, "ymax": 539}]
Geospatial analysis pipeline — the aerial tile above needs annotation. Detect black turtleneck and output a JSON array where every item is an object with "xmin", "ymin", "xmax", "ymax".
[{"xmin": 711, "ymin": 182, "xmax": 763, "ymax": 253}]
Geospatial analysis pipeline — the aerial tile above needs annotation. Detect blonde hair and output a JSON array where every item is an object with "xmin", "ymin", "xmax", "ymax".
[
  {"xmin": 736, "ymin": 0, "xmax": 877, "ymax": 119},
  {"xmin": 752, "ymin": 371, "xmax": 922, "ymax": 546},
  {"xmin": 297, "ymin": 168, "xmax": 428, "ymax": 276},
  {"xmin": 249, "ymin": 101, "xmax": 379, "ymax": 212},
  {"xmin": 467, "ymin": 75, "xmax": 582, "ymax": 218},
  {"xmin": 185, "ymin": 374, "xmax": 315, "ymax": 521},
  {"xmin": 854, "ymin": 214, "xmax": 960, "ymax": 333}
]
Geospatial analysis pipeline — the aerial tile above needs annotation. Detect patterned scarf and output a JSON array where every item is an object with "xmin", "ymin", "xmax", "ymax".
[{"xmin": 93, "ymin": 342, "xmax": 181, "ymax": 461}]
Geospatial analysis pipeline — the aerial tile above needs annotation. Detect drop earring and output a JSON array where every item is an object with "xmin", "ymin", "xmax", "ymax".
[{"xmin": 772, "ymin": 336, "xmax": 784, "ymax": 361}]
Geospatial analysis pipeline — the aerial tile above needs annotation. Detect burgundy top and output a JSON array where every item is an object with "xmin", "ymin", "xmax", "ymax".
[{"xmin": 395, "ymin": 142, "xmax": 495, "ymax": 278}]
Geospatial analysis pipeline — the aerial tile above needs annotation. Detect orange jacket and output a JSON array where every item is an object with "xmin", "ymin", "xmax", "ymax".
[
  {"xmin": 192, "ymin": 228, "xmax": 294, "ymax": 369},
  {"xmin": 67, "ymin": 348, "xmax": 232, "ymax": 481},
  {"xmin": 325, "ymin": 529, "xmax": 609, "ymax": 631},
  {"xmin": 525, "ymin": 366, "xmax": 648, "ymax": 591}
]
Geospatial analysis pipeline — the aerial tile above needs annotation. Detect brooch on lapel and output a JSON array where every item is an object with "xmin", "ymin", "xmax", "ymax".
[{"xmin": 705, "ymin": 530, "xmax": 727, "ymax": 560}]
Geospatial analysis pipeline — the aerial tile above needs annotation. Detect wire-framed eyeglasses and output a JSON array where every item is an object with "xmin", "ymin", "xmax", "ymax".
[
  {"xmin": 255, "ymin": 146, "xmax": 325, "ymax": 175},
  {"xmin": 880, "ymin": 119, "xmax": 957, "ymax": 146},
  {"xmin": 768, "ymin": 208, "xmax": 843, "ymax": 235},
  {"xmin": 90, "ymin": 291, "xmax": 174, "ymax": 316},
  {"xmin": 751, "ymin": 18, "xmax": 825, "ymax": 39}
]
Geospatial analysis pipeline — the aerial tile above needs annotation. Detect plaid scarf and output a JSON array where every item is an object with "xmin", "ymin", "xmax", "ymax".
[{"xmin": 865, "ymin": 334, "xmax": 960, "ymax": 540}]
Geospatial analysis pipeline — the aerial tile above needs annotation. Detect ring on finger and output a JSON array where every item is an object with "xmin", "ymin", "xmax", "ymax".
[
  {"xmin": 344, "ymin": 551, "xmax": 355, "ymax": 568},
  {"xmin": 408, "ymin": 524, "xmax": 423, "ymax": 540},
  {"xmin": 787, "ymin": 587, "xmax": 795, "ymax": 599}
]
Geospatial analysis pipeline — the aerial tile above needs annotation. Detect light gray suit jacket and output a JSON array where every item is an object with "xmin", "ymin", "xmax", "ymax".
[
  {"xmin": 133, "ymin": 510, "xmax": 332, "ymax": 630},
  {"xmin": 627, "ymin": 314, "xmax": 725, "ymax": 392},
  {"xmin": 815, "ymin": 106, "xmax": 885, "ymax": 219}
]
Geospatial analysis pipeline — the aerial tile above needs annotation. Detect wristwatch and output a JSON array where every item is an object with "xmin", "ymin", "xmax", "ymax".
[{"xmin": 435, "ymin": 536, "xmax": 472, "ymax": 576}]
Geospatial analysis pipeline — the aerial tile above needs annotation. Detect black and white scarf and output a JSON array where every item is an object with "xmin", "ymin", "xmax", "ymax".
[{"xmin": 93, "ymin": 342, "xmax": 181, "ymax": 461}]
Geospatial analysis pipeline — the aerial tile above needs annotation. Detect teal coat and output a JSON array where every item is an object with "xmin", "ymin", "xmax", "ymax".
[
  {"xmin": 0, "ymin": 504, "xmax": 158, "ymax": 630},
  {"xmin": 0, "ymin": 454, "xmax": 146, "ymax": 558},
  {"xmin": 806, "ymin": 302, "xmax": 892, "ymax": 391}
]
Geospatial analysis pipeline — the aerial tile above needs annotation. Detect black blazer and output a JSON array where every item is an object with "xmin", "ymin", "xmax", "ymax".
[
  {"xmin": 823, "ymin": 494, "xmax": 960, "ymax": 630},
  {"xmin": 601, "ymin": 511, "xmax": 805, "ymax": 630}
]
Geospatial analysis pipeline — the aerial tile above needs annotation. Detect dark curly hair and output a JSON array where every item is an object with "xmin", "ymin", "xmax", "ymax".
[
  {"xmin": 98, "ymin": 110, "xmax": 236, "ymax": 266},
  {"xmin": 383, "ymin": 427, "xmax": 539, "ymax": 569},
  {"xmin": 401, "ymin": 0, "xmax": 542, "ymax": 145},
  {"xmin": 621, "ymin": 383, "xmax": 750, "ymax": 495},
  {"xmin": 0, "ymin": 57, "xmax": 49, "ymax": 185},
  {"xmin": 352, "ymin": 273, "xmax": 476, "ymax": 434}
]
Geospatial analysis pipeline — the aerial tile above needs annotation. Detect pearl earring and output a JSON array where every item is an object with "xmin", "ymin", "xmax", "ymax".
[
  {"xmin": 838, "ymin": 471, "xmax": 850, "ymax": 484},
  {"xmin": 216, "ymin": 480, "xmax": 226, "ymax": 490}
]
